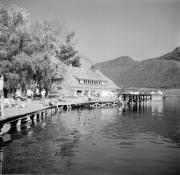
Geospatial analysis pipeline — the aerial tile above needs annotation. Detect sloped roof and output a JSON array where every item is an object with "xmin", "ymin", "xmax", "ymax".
[
  {"xmin": 73, "ymin": 67, "xmax": 105, "ymax": 81},
  {"xmin": 58, "ymin": 65, "xmax": 119, "ymax": 90}
]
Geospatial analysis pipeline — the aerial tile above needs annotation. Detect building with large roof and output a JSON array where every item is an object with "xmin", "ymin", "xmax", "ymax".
[{"xmin": 53, "ymin": 65, "xmax": 119, "ymax": 100}]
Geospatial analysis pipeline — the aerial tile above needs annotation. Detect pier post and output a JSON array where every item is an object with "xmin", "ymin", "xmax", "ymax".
[
  {"xmin": 0, "ymin": 150, "xmax": 3, "ymax": 175},
  {"xmin": 139, "ymin": 95, "xmax": 141, "ymax": 103}
]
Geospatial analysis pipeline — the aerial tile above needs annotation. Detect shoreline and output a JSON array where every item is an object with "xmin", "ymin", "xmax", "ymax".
[{"xmin": 162, "ymin": 89, "xmax": 180, "ymax": 98}]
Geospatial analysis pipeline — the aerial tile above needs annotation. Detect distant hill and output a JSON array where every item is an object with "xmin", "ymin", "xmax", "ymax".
[
  {"xmin": 157, "ymin": 47, "xmax": 180, "ymax": 62},
  {"xmin": 94, "ymin": 47, "xmax": 180, "ymax": 88}
]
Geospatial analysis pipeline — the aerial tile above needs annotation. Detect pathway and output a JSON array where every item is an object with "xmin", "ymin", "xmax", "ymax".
[{"xmin": 0, "ymin": 100, "xmax": 50, "ymax": 122}]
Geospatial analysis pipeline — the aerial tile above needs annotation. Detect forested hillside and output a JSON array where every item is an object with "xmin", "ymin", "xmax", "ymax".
[{"xmin": 94, "ymin": 48, "xmax": 180, "ymax": 88}]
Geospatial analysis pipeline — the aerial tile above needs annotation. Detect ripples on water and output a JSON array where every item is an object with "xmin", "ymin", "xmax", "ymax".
[{"xmin": 0, "ymin": 99, "xmax": 180, "ymax": 174}]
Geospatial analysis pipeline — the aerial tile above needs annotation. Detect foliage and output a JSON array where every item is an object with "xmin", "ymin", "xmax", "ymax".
[
  {"xmin": 31, "ymin": 53, "xmax": 57, "ymax": 91},
  {"xmin": 0, "ymin": 5, "xmax": 79, "ymax": 96},
  {"xmin": 0, "ymin": 5, "xmax": 31, "ymax": 60},
  {"xmin": 67, "ymin": 55, "xmax": 81, "ymax": 67}
]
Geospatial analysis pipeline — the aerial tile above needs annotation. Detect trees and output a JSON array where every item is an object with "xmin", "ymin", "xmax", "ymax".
[
  {"xmin": 67, "ymin": 55, "xmax": 81, "ymax": 67},
  {"xmin": 31, "ymin": 53, "xmax": 56, "ymax": 92},
  {"xmin": 0, "ymin": 5, "xmax": 31, "ymax": 60},
  {"xmin": 0, "ymin": 5, "xmax": 79, "ymax": 96},
  {"xmin": 0, "ymin": 6, "xmax": 33, "ymax": 96}
]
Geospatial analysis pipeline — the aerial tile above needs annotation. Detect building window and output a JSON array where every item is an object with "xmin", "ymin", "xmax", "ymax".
[
  {"xmin": 102, "ymin": 81, "xmax": 106, "ymax": 86},
  {"xmin": 77, "ymin": 90, "xmax": 83, "ymax": 95},
  {"xmin": 79, "ymin": 80, "xmax": 84, "ymax": 84},
  {"xmin": 78, "ymin": 79, "xmax": 107, "ymax": 86}
]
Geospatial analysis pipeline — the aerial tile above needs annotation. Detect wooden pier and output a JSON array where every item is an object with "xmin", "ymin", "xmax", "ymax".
[
  {"xmin": 0, "ymin": 105, "xmax": 57, "ymax": 136},
  {"xmin": 120, "ymin": 93, "xmax": 152, "ymax": 104},
  {"xmin": 0, "ymin": 94, "xmax": 152, "ymax": 136},
  {"xmin": 54, "ymin": 100, "xmax": 118, "ymax": 111},
  {"xmin": 50, "ymin": 94, "xmax": 152, "ymax": 111},
  {"xmin": 0, "ymin": 100, "xmax": 118, "ymax": 136}
]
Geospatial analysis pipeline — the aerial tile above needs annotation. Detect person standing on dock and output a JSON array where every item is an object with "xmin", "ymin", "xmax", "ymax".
[
  {"xmin": 26, "ymin": 88, "xmax": 33, "ymax": 104},
  {"xmin": 87, "ymin": 92, "xmax": 91, "ymax": 102},
  {"xmin": 118, "ymin": 95, "xmax": 123, "ymax": 106},
  {"xmin": 0, "ymin": 75, "xmax": 4, "ymax": 117},
  {"xmin": 35, "ymin": 87, "xmax": 40, "ymax": 98},
  {"xmin": 41, "ymin": 89, "xmax": 46, "ymax": 105},
  {"xmin": 15, "ymin": 88, "xmax": 22, "ymax": 100}
]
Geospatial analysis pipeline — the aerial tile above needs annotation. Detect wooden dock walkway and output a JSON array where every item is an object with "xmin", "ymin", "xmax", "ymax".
[
  {"xmin": 55, "ymin": 100, "xmax": 119, "ymax": 110},
  {"xmin": 0, "ymin": 101, "xmax": 51, "ymax": 123},
  {"xmin": 0, "ymin": 99, "xmax": 119, "ymax": 136},
  {"xmin": 0, "ymin": 94, "xmax": 152, "ymax": 136},
  {"xmin": 120, "ymin": 93, "xmax": 152, "ymax": 104}
]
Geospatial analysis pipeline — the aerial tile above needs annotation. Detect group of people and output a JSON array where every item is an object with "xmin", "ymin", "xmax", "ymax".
[
  {"xmin": 0, "ymin": 74, "xmax": 47, "ymax": 118},
  {"xmin": 15, "ymin": 88, "xmax": 46, "ymax": 100}
]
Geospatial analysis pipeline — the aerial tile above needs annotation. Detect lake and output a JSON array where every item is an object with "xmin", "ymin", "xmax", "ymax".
[{"xmin": 0, "ymin": 99, "xmax": 180, "ymax": 174}]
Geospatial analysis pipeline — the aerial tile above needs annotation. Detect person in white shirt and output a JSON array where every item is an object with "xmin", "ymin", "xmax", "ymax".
[
  {"xmin": 26, "ymin": 89, "xmax": 33, "ymax": 105},
  {"xmin": 41, "ymin": 89, "xmax": 46, "ymax": 104},
  {"xmin": 35, "ymin": 88, "xmax": 40, "ymax": 97},
  {"xmin": 27, "ymin": 89, "xmax": 33, "ymax": 99},
  {"xmin": 15, "ymin": 89, "xmax": 22, "ymax": 99},
  {"xmin": 118, "ymin": 95, "xmax": 123, "ymax": 105},
  {"xmin": 0, "ymin": 75, "xmax": 4, "ymax": 117}
]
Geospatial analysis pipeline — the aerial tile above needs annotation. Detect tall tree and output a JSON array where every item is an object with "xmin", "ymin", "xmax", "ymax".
[
  {"xmin": 31, "ymin": 19, "xmax": 77, "ymax": 63},
  {"xmin": 0, "ymin": 5, "xmax": 79, "ymax": 96},
  {"xmin": 31, "ymin": 53, "xmax": 56, "ymax": 91},
  {"xmin": 0, "ymin": 5, "xmax": 31, "ymax": 60}
]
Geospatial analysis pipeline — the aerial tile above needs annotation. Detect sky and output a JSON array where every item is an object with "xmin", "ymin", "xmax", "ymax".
[{"xmin": 1, "ymin": 0, "xmax": 180, "ymax": 63}]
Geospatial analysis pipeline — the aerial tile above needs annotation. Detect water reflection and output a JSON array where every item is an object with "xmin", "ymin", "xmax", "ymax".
[
  {"xmin": 151, "ymin": 100, "xmax": 163, "ymax": 115},
  {"xmin": 0, "ymin": 99, "xmax": 180, "ymax": 174},
  {"xmin": 118, "ymin": 103, "xmax": 150, "ymax": 120},
  {"xmin": 117, "ymin": 100, "xmax": 164, "ymax": 117},
  {"xmin": 110, "ymin": 99, "xmax": 180, "ymax": 147}
]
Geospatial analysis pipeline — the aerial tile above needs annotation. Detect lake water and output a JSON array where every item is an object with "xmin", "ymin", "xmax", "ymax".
[{"xmin": 0, "ymin": 99, "xmax": 180, "ymax": 174}]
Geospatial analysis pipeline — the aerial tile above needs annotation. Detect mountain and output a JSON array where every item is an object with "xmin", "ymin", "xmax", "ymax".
[
  {"xmin": 157, "ymin": 47, "xmax": 180, "ymax": 62},
  {"xmin": 94, "ymin": 56, "xmax": 138, "ymax": 87},
  {"xmin": 94, "ymin": 47, "xmax": 180, "ymax": 88}
]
